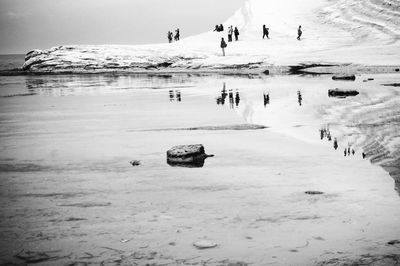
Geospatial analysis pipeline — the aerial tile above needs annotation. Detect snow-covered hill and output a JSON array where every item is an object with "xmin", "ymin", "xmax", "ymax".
[{"xmin": 21, "ymin": 0, "xmax": 400, "ymax": 73}]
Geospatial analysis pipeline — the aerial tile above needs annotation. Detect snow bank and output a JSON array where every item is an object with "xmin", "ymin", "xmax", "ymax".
[{"xmin": 22, "ymin": 0, "xmax": 400, "ymax": 73}]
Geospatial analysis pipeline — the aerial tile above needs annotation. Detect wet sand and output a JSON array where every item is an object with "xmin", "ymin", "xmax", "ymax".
[{"xmin": 0, "ymin": 74, "xmax": 399, "ymax": 265}]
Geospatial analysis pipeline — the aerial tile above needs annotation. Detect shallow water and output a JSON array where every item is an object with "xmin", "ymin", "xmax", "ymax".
[{"xmin": 0, "ymin": 73, "xmax": 399, "ymax": 265}]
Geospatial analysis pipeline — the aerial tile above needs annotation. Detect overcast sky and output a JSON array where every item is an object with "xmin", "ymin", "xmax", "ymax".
[{"xmin": 0, "ymin": 0, "xmax": 245, "ymax": 54}]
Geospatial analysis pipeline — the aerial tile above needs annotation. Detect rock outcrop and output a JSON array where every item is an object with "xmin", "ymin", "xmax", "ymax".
[{"xmin": 166, "ymin": 144, "xmax": 214, "ymax": 168}]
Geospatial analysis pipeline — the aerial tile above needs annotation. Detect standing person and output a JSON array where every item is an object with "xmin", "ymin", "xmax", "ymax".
[
  {"xmin": 175, "ymin": 28, "xmax": 180, "ymax": 41},
  {"xmin": 263, "ymin": 25, "xmax": 269, "ymax": 39},
  {"xmin": 234, "ymin": 27, "xmax": 239, "ymax": 41},
  {"xmin": 228, "ymin": 26, "xmax": 233, "ymax": 42},
  {"xmin": 167, "ymin": 31, "xmax": 173, "ymax": 43},
  {"xmin": 220, "ymin": 24, "xmax": 224, "ymax": 31},
  {"xmin": 297, "ymin": 25, "xmax": 302, "ymax": 40},
  {"xmin": 220, "ymin": 37, "xmax": 227, "ymax": 56}
]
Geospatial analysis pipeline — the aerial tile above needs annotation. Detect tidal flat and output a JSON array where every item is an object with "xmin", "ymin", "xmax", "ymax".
[{"xmin": 0, "ymin": 74, "xmax": 399, "ymax": 265}]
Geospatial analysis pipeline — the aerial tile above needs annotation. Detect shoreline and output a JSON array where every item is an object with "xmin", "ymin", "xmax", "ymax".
[{"xmin": 1, "ymin": 64, "xmax": 399, "ymax": 76}]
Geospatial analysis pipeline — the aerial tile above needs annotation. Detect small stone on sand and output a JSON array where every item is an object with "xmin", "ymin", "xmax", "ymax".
[{"xmin": 193, "ymin": 240, "xmax": 217, "ymax": 249}]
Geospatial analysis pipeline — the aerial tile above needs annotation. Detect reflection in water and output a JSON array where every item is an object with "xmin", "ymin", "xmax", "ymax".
[
  {"xmin": 297, "ymin": 90, "xmax": 303, "ymax": 106},
  {"xmin": 216, "ymin": 82, "xmax": 228, "ymax": 105},
  {"xmin": 263, "ymin": 92, "xmax": 270, "ymax": 107},
  {"xmin": 216, "ymin": 83, "xmax": 240, "ymax": 109},
  {"xmin": 167, "ymin": 157, "xmax": 206, "ymax": 168},
  {"xmin": 169, "ymin": 90, "xmax": 181, "ymax": 102}
]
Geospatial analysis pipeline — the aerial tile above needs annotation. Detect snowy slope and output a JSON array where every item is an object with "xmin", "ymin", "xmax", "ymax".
[{"xmin": 21, "ymin": 0, "xmax": 400, "ymax": 73}]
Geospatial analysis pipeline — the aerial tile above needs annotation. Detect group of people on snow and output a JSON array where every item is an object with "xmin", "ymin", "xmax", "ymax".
[
  {"xmin": 220, "ymin": 24, "xmax": 303, "ymax": 56},
  {"xmin": 167, "ymin": 29, "xmax": 180, "ymax": 43}
]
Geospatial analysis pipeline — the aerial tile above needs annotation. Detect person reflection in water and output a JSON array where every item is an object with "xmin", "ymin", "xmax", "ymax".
[
  {"xmin": 169, "ymin": 90, "xmax": 182, "ymax": 102},
  {"xmin": 263, "ymin": 92, "xmax": 270, "ymax": 107},
  {"xmin": 229, "ymin": 90, "xmax": 234, "ymax": 109},
  {"xmin": 333, "ymin": 138, "xmax": 338, "ymax": 150},
  {"xmin": 297, "ymin": 90, "xmax": 303, "ymax": 106},
  {"xmin": 235, "ymin": 91, "xmax": 240, "ymax": 107},
  {"xmin": 216, "ymin": 83, "xmax": 228, "ymax": 105}
]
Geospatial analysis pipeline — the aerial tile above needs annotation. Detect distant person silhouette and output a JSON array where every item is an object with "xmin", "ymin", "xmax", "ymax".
[
  {"xmin": 263, "ymin": 25, "xmax": 269, "ymax": 39},
  {"xmin": 220, "ymin": 38, "xmax": 227, "ymax": 56},
  {"xmin": 234, "ymin": 27, "xmax": 240, "ymax": 41},
  {"xmin": 344, "ymin": 149, "xmax": 347, "ymax": 156},
  {"xmin": 167, "ymin": 31, "xmax": 173, "ymax": 43},
  {"xmin": 174, "ymin": 28, "xmax": 180, "ymax": 41},
  {"xmin": 228, "ymin": 26, "xmax": 233, "ymax": 42},
  {"xmin": 333, "ymin": 138, "xmax": 338, "ymax": 150},
  {"xmin": 362, "ymin": 152, "xmax": 366, "ymax": 159},
  {"xmin": 220, "ymin": 24, "xmax": 224, "ymax": 31},
  {"xmin": 347, "ymin": 147, "xmax": 350, "ymax": 155},
  {"xmin": 214, "ymin": 25, "xmax": 220, "ymax": 32},
  {"xmin": 297, "ymin": 25, "xmax": 302, "ymax": 40},
  {"xmin": 352, "ymin": 149, "xmax": 355, "ymax": 155}
]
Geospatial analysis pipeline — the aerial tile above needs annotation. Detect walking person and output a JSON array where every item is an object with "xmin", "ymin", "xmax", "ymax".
[
  {"xmin": 234, "ymin": 27, "xmax": 239, "ymax": 41},
  {"xmin": 220, "ymin": 37, "xmax": 227, "ymax": 56},
  {"xmin": 297, "ymin": 25, "xmax": 302, "ymax": 40},
  {"xmin": 228, "ymin": 26, "xmax": 233, "ymax": 42},
  {"xmin": 263, "ymin": 25, "xmax": 269, "ymax": 39}
]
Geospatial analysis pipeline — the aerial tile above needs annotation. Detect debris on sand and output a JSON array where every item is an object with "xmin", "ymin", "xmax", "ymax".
[
  {"xmin": 332, "ymin": 75, "xmax": 356, "ymax": 81},
  {"xmin": 129, "ymin": 160, "xmax": 140, "ymax": 166},
  {"xmin": 305, "ymin": 191, "xmax": 324, "ymax": 195},
  {"xmin": 167, "ymin": 144, "xmax": 214, "ymax": 168},
  {"xmin": 328, "ymin": 89, "xmax": 359, "ymax": 98},
  {"xmin": 193, "ymin": 240, "xmax": 218, "ymax": 249}
]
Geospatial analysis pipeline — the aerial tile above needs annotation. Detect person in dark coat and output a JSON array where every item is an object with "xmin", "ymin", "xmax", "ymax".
[
  {"xmin": 297, "ymin": 25, "xmax": 302, "ymax": 40},
  {"xmin": 263, "ymin": 25, "xmax": 269, "ymax": 39},
  {"xmin": 234, "ymin": 27, "xmax": 239, "ymax": 41},
  {"xmin": 214, "ymin": 25, "xmax": 220, "ymax": 32},
  {"xmin": 220, "ymin": 37, "xmax": 227, "ymax": 56},
  {"xmin": 174, "ymin": 28, "xmax": 180, "ymax": 41},
  {"xmin": 167, "ymin": 31, "xmax": 173, "ymax": 43},
  {"xmin": 220, "ymin": 24, "xmax": 224, "ymax": 31}
]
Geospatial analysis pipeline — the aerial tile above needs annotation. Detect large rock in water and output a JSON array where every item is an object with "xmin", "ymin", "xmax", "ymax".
[
  {"xmin": 332, "ymin": 75, "xmax": 356, "ymax": 81},
  {"xmin": 166, "ymin": 144, "xmax": 213, "ymax": 168},
  {"xmin": 328, "ymin": 89, "xmax": 359, "ymax": 98}
]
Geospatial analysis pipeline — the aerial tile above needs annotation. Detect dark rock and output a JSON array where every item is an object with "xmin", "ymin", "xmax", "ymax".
[
  {"xmin": 263, "ymin": 69, "xmax": 270, "ymax": 75},
  {"xmin": 382, "ymin": 83, "xmax": 400, "ymax": 87},
  {"xmin": 130, "ymin": 160, "xmax": 140, "ymax": 166},
  {"xmin": 167, "ymin": 144, "xmax": 214, "ymax": 168},
  {"xmin": 305, "ymin": 191, "xmax": 324, "ymax": 195},
  {"xmin": 387, "ymin": 240, "xmax": 400, "ymax": 245},
  {"xmin": 332, "ymin": 75, "xmax": 356, "ymax": 81},
  {"xmin": 395, "ymin": 68, "xmax": 399, "ymax": 72},
  {"xmin": 328, "ymin": 89, "xmax": 359, "ymax": 98}
]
